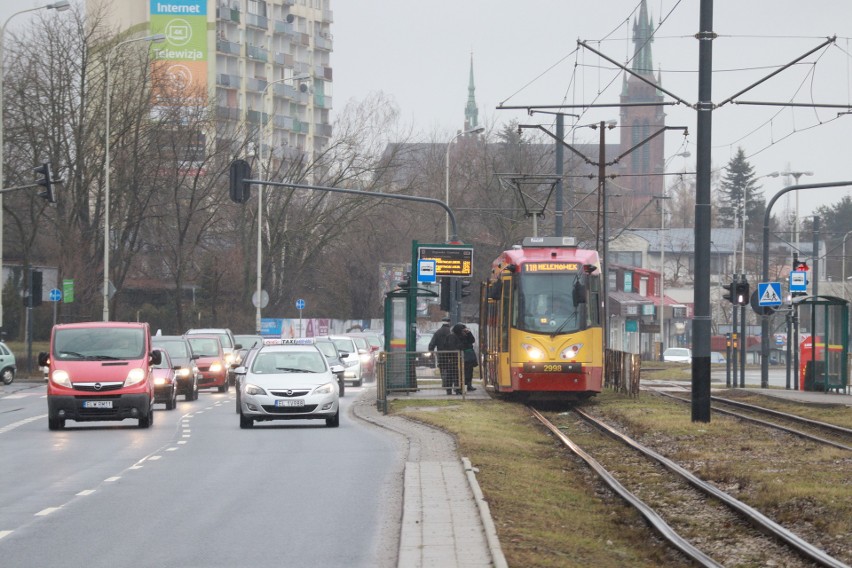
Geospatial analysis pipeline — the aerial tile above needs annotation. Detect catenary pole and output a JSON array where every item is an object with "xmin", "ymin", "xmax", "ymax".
[{"xmin": 692, "ymin": 0, "xmax": 715, "ymax": 422}]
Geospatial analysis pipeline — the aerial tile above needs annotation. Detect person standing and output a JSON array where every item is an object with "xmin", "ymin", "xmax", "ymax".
[
  {"xmin": 455, "ymin": 324, "xmax": 477, "ymax": 391},
  {"xmin": 428, "ymin": 317, "xmax": 456, "ymax": 394}
]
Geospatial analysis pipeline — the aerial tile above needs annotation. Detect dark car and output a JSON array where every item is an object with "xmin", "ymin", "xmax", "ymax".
[
  {"xmin": 415, "ymin": 332, "xmax": 436, "ymax": 368},
  {"xmin": 152, "ymin": 348, "xmax": 178, "ymax": 410},
  {"xmin": 152, "ymin": 335, "xmax": 199, "ymax": 401}
]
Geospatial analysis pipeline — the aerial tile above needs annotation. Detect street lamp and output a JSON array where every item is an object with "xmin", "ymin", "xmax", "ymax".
[
  {"xmin": 741, "ymin": 171, "xmax": 779, "ymax": 275},
  {"xmin": 0, "ymin": 0, "xmax": 70, "ymax": 332},
  {"xmin": 445, "ymin": 126, "xmax": 484, "ymax": 242},
  {"xmin": 255, "ymin": 74, "xmax": 309, "ymax": 334},
  {"xmin": 779, "ymin": 170, "xmax": 813, "ymax": 253},
  {"xmin": 103, "ymin": 33, "xmax": 165, "ymax": 321}
]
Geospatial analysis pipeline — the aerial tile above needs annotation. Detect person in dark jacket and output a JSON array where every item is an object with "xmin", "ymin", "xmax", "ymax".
[
  {"xmin": 429, "ymin": 318, "xmax": 458, "ymax": 394},
  {"xmin": 453, "ymin": 323, "xmax": 477, "ymax": 392}
]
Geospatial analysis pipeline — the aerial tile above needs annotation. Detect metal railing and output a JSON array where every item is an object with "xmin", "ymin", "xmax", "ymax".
[{"xmin": 376, "ymin": 351, "xmax": 464, "ymax": 414}]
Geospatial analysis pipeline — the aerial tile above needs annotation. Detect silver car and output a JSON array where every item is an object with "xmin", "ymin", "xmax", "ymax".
[{"xmin": 236, "ymin": 343, "xmax": 340, "ymax": 428}]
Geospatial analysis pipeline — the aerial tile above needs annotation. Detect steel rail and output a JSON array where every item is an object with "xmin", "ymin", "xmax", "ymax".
[
  {"xmin": 572, "ymin": 406, "xmax": 849, "ymax": 568},
  {"xmin": 657, "ymin": 392, "xmax": 852, "ymax": 452},
  {"xmin": 529, "ymin": 407, "xmax": 722, "ymax": 568},
  {"xmin": 708, "ymin": 395, "xmax": 852, "ymax": 438}
]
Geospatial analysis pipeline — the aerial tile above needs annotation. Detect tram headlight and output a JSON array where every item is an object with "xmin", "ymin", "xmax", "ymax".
[
  {"xmin": 560, "ymin": 343, "xmax": 584, "ymax": 360},
  {"xmin": 521, "ymin": 343, "xmax": 545, "ymax": 360}
]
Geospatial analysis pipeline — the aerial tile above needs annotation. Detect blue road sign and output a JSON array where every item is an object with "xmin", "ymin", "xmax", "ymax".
[
  {"xmin": 49, "ymin": 288, "xmax": 61, "ymax": 302},
  {"xmin": 295, "ymin": 298, "xmax": 305, "ymax": 310},
  {"xmin": 758, "ymin": 282, "xmax": 782, "ymax": 306},
  {"xmin": 789, "ymin": 270, "xmax": 807, "ymax": 293},
  {"xmin": 417, "ymin": 259, "xmax": 437, "ymax": 283}
]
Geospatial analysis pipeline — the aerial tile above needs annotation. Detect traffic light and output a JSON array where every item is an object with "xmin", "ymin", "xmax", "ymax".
[
  {"xmin": 735, "ymin": 281, "xmax": 750, "ymax": 306},
  {"xmin": 459, "ymin": 279, "xmax": 472, "ymax": 297},
  {"xmin": 229, "ymin": 159, "xmax": 252, "ymax": 203},
  {"xmin": 397, "ymin": 271, "xmax": 411, "ymax": 289},
  {"xmin": 722, "ymin": 281, "xmax": 735, "ymax": 303},
  {"xmin": 439, "ymin": 277, "xmax": 451, "ymax": 312},
  {"xmin": 34, "ymin": 162, "xmax": 56, "ymax": 203},
  {"xmin": 31, "ymin": 270, "xmax": 43, "ymax": 307}
]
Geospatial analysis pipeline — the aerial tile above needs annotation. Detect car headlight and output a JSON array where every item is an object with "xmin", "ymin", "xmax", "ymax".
[
  {"xmin": 313, "ymin": 382, "xmax": 336, "ymax": 395},
  {"xmin": 359, "ymin": 353, "xmax": 372, "ymax": 363},
  {"xmin": 244, "ymin": 383, "xmax": 266, "ymax": 396},
  {"xmin": 154, "ymin": 376, "xmax": 167, "ymax": 386},
  {"xmin": 225, "ymin": 353, "xmax": 235, "ymax": 366},
  {"xmin": 521, "ymin": 343, "xmax": 545, "ymax": 360},
  {"xmin": 124, "ymin": 368, "xmax": 146, "ymax": 387},
  {"xmin": 209, "ymin": 361, "xmax": 223, "ymax": 373},
  {"xmin": 560, "ymin": 343, "xmax": 584, "ymax": 360},
  {"xmin": 51, "ymin": 369, "xmax": 72, "ymax": 388},
  {"xmin": 176, "ymin": 367, "xmax": 192, "ymax": 378}
]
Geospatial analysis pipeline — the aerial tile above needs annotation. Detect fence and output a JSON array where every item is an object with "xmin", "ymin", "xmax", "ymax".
[
  {"xmin": 604, "ymin": 349, "xmax": 641, "ymax": 397},
  {"xmin": 376, "ymin": 351, "xmax": 464, "ymax": 414}
]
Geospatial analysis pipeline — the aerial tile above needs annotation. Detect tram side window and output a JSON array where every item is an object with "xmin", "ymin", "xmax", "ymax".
[
  {"xmin": 501, "ymin": 278, "xmax": 511, "ymax": 352},
  {"xmin": 588, "ymin": 274, "xmax": 601, "ymax": 325}
]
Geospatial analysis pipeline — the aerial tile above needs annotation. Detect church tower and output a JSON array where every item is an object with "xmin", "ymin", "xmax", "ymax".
[
  {"xmin": 464, "ymin": 54, "xmax": 480, "ymax": 131},
  {"xmin": 619, "ymin": 0, "xmax": 666, "ymax": 223}
]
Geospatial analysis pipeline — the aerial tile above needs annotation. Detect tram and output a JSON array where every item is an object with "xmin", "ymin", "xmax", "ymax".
[{"xmin": 478, "ymin": 236, "xmax": 603, "ymax": 401}]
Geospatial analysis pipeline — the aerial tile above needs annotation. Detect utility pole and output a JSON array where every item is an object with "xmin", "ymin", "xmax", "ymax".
[{"xmin": 692, "ymin": 0, "xmax": 715, "ymax": 422}]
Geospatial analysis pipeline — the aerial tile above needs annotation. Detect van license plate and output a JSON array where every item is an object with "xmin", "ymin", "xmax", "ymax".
[
  {"xmin": 83, "ymin": 400, "xmax": 113, "ymax": 409},
  {"xmin": 275, "ymin": 399, "xmax": 304, "ymax": 407}
]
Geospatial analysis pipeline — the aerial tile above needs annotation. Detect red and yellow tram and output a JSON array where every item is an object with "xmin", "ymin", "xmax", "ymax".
[{"xmin": 479, "ymin": 237, "xmax": 603, "ymax": 401}]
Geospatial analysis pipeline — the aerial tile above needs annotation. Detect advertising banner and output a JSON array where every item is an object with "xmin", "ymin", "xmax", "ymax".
[{"xmin": 149, "ymin": 0, "xmax": 208, "ymax": 96}]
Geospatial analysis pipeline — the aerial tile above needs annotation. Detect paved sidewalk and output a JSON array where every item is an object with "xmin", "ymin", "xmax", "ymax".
[{"xmin": 352, "ymin": 385, "xmax": 506, "ymax": 568}]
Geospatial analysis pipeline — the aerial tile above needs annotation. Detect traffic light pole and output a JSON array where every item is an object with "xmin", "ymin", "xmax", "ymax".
[{"xmin": 731, "ymin": 274, "xmax": 738, "ymax": 388}]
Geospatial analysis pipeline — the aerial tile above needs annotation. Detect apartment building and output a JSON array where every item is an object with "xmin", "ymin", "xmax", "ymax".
[{"xmin": 100, "ymin": 0, "xmax": 333, "ymax": 163}]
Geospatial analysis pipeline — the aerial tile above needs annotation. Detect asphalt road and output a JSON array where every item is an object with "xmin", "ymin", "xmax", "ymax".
[{"xmin": 0, "ymin": 382, "xmax": 403, "ymax": 568}]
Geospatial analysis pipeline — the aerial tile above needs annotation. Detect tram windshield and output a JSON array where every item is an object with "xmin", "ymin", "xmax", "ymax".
[{"xmin": 513, "ymin": 271, "xmax": 585, "ymax": 333}]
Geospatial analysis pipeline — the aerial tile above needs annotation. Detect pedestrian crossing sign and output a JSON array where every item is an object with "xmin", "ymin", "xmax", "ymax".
[{"xmin": 757, "ymin": 282, "xmax": 782, "ymax": 306}]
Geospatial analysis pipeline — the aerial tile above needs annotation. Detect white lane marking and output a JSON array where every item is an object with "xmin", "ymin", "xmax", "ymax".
[
  {"xmin": 35, "ymin": 507, "xmax": 60, "ymax": 516},
  {"xmin": 0, "ymin": 530, "xmax": 13, "ymax": 540},
  {"xmin": 104, "ymin": 477, "xmax": 120, "ymax": 482},
  {"xmin": 0, "ymin": 414, "xmax": 45, "ymax": 434},
  {"xmin": 177, "ymin": 440, "xmax": 187, "ymax": 445},
  {"xmin": 76, "ymin": 490, "xmax": 95, "ymax": 496},
  {"xmin": 166, "ymin": 447, "xmax": 178, "ymax": 452},
  {"xmin": 148, "ymin": 455, "xmax": 162, "ymax": 461}
]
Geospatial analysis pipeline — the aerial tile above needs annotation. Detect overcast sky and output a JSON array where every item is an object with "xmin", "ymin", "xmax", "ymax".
[
  {"xmin": 3, "ymin": 1, "xmax": 852, "ymax": 223},
  {"xmin": 332, "ymin": 1, "xmax": 852, "ymax": 223}
]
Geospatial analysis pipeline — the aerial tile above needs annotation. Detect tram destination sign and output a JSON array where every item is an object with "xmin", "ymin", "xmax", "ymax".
[{"xmin": 417, "ymin": 245, "xmax": 474, "ymax": 277}]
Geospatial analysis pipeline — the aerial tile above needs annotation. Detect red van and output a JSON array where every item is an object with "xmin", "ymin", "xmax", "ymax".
[{"xmin": 39, "ymin": 322, "xmax": 162, "ymax": 430}]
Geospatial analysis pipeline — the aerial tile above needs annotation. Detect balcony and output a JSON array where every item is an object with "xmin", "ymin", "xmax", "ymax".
[
  {"xmin": 216, "ymin": 40, "xmax": 241, "ymax": 56},
  {"xmin": 314, "ymin": 35, "xmax": 332, "ymax": 51},
  {"xmin": 247, "ymin": 45, "xmax": 269, "ymax": 62},
  {"xmin": 245, "ymin": 13, "xmax": 268, "ymax": 30}
]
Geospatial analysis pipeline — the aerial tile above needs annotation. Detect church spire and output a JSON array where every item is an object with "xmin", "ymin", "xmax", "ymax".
[
  {"xmin": 464, "ymin": 53, "xmax": 479, "ymax": 130},
  {"xmin": 631, "ymin": 0, "xmax": 655, "ymax": 76}
]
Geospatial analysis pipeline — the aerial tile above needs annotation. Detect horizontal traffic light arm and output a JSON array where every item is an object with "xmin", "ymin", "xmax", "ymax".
[{"xmin": 247, "ymin": 177, "xmax": 463, "ymax": 242}]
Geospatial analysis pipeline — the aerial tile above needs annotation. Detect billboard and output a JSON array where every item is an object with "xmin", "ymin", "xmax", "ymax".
[{"xmin": 149, "ymin": 0, "xmax": 208, "ymax": 95}]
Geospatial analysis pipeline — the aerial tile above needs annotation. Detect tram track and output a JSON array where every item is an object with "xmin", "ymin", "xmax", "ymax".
[
  {"xmin": 657, "ymin": 391, "xmax": 852, "ymax": 452},
  {"xmin": 531, "ymin": 406, "xmax": 850, "ymax": 568}
]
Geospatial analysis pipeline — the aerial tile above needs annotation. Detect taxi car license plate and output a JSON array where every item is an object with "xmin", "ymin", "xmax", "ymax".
[
  {"xmin": 275, "ymin": 399, "xmax": 304, "ymax": 407},
  {"xmin": 83, "ymin": 400, "xmax": 113, "ymax": 409}
]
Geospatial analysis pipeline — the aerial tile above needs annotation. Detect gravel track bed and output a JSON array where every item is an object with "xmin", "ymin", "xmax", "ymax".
[{"xmin": 547, "ymin": 410, "xmax": 840, "ymax": 567}]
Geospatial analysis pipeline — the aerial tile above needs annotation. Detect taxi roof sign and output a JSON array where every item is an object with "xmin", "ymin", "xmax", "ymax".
[{"xmin": 264, "ymin": 338, "xmax": 315, "ymax": 345}]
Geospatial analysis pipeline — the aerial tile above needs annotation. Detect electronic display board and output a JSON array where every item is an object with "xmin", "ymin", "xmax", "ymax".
[{"xmin": 417, "ymin": 246, "xmax": 474, "ymax": 277}]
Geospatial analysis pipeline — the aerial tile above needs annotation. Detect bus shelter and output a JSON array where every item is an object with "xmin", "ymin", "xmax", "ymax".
[
  {"xmin": 380, "ymin": 284, "xmax": 438, "ymax": 401},
  {"xmin": 796, "ymin": 295, "xmax": 849, "ymax": 393}
]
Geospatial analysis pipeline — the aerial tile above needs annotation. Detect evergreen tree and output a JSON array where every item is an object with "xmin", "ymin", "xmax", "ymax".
[{"xmin": 717, "ymin": 148, "xmax": 766, "ymax": 242}]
